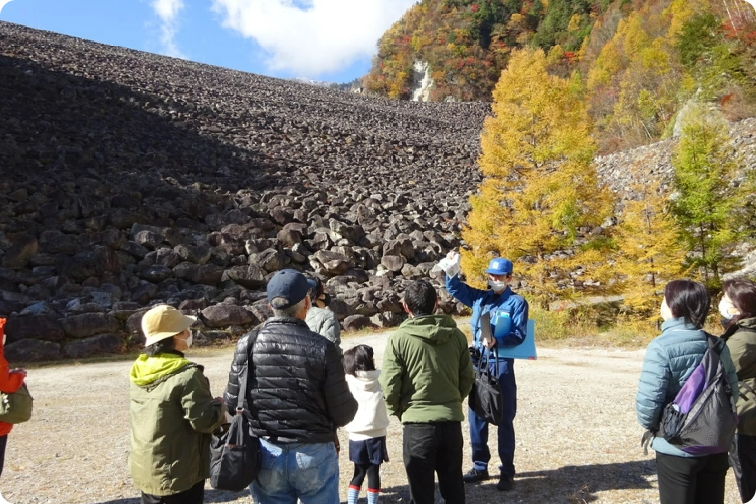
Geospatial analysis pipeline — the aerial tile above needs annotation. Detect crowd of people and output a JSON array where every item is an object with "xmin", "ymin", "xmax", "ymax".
[
  {"xmin": 123, "ymin": 258, "xmax": 756, "ymax": 504},
  {"xmin": 124, "ymin": 255, "xmax": 533, "ymax": 504},
  {"xmin": 3, "ymin": 252, "xmax": 753, "ymax": 504}
]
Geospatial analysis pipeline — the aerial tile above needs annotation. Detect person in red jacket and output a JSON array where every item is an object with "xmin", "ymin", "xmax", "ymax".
[{"xmin": 0, "ymin": 318, "xmax": 27, "ymax": 504}]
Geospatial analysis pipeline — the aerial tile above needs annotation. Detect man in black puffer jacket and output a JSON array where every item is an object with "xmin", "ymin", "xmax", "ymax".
[{"xmin": 225, "ymin": 269, "xmax": 357, "ymax": 504}]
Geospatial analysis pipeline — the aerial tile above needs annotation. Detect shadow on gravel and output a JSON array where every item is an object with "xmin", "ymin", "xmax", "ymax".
[
  {"xmin": 96, "ymin": 489, "xmax": 249, "ymax": 504},
  {"xmin": 510, "ymin": 459, "xmax": 656, "ymax": 503},
  {"xmin": 378, "ymin": 460, "xmax": 656, "ymax": 504}
]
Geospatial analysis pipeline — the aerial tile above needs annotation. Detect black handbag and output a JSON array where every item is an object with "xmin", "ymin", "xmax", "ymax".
[
  {"xmin": 468, "ymin": 347, "xmax": 504, "ymax": 425},
  {"xmin": 210, "ymin": 335, "xmax": 261, "ymax": 491}
]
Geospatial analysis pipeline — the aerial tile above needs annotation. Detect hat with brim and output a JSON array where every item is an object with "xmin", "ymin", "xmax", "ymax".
[
  {"xmin": 484, "ymin": 258, "xmax": 513, "ymax": 275},
  {"xmin": 142, "ymin": 305, "xmax": 197, "ymax": 347}
]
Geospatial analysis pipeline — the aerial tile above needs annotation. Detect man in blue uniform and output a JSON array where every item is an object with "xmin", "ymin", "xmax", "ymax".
[{"xmin": 442, "ymin": 252, "xmax": 529, "ymax": 491}]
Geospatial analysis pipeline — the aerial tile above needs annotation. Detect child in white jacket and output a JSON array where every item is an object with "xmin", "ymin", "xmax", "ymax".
[{"xmin": 343, "ymin": 345, "xmax": 390, "ymax": 504}]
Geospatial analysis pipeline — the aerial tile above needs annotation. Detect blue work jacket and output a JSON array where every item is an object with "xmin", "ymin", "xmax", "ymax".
[{"xmin": 446, "ymin": 274, "xmax": 529, "ymax": 359}]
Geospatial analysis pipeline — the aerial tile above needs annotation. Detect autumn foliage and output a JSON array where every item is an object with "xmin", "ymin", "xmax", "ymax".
[
  {"xmin": 462, "ymin": 48, "xmax": 617, "ymax": 307},
  {"xmin": 365, "ymin": 0, "xmax": 756, "ymax": 153}
]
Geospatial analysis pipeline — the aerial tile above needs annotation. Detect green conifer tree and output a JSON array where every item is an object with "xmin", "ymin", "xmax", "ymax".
[{"xmin": 671, "ymin": 103, "xmax": 744, "ymax": 288}]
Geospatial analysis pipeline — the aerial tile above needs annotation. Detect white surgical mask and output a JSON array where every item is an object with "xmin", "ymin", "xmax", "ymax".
[
  {"xmin": 489, "ymin": 280, "xmax": 508, "ymax": 292},
  {"xmin": 719, "ymin": 298, "xmax": 739, "ymax": 320},
  {"xmin": 660, "ymin": 298, "xmax": 673, "ymax": 321},
  {"xmin": 178, "ymin": 330, "xmax": 193, "ymax": 349}
]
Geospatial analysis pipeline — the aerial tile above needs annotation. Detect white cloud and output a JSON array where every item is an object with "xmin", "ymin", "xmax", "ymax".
[
  {"xmin": 210, "ymin": 0, "xmax": 417, "ymax": 77},
  {"xmin": 151, "ymin": 0, "xmax": 186, "ymax": 59}
]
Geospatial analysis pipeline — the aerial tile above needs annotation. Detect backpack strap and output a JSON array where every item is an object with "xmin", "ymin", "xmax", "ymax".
[
  {"xmin": 740, "ymin": 380, "xmax": 756, "ymax": 398},
  {"xmin": 704, "ymin": 332, "xmax": 725, "ymax": 355},
  {"xmin": 641, "ymin": 429, "xmax": 655, "ymax": 455}
]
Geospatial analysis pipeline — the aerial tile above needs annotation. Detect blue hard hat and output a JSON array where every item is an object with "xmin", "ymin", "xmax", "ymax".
[{"xmin": 484, "ymin": 258, "xmax": 513, "ymax": 275}]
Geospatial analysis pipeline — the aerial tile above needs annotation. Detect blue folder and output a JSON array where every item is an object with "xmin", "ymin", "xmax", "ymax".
[{"xmin": 495, "ymin": 319, "xmax": 537, "ymax": 360}]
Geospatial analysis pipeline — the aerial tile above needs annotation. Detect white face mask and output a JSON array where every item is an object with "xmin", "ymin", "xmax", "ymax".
[
  {"xmin": 719, "ymin": 298, "xmax": 739, "ymax": 320},
  {"xmin": 660, "ymin": 298, "xmax": 673, "ymax": 321},
  {"xmin": 179, "ymin": 330, "xmax": 193, "ymax": 349},
  {"xmin": 489, "ymin": 280, "xmax": 508, "ymax": 292}
]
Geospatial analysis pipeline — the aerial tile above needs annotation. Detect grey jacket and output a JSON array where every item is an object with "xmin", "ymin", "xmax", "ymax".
[{"xmin": 306, "ymin": 306, "xmax": 341, "ymax": 351}]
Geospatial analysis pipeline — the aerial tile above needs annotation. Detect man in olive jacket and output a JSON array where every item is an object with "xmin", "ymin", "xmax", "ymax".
[
  {"xmin": 225, "ymin": 269, "xmax": 357, "ymax": 504},
  {"xmin": 380, "ymin": 280, "xmax": 475, "ymax": 504}
]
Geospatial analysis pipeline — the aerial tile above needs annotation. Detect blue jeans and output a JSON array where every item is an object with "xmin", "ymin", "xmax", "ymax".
[
  {"xmin": 250, "ymin": 438, "xmax": 339, "ymax": 504},
  {"xmin": 469, "ymin": 357, "xmax": 517, "ymax": 478}
]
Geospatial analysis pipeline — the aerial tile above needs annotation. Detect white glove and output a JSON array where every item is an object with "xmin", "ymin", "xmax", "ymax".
[{"xmin": 437, "ymin": 251, "xmax": 461, "ymax": 278}]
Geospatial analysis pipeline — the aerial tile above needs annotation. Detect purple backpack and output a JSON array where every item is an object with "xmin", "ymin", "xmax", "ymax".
[{"xmin": 659, "ymin": 334, "xmax": 738, "ymax": 455}]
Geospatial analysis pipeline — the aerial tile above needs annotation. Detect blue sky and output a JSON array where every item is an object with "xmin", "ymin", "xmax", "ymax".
[{"xmin": 0, "ymin": 0, "xmax": 417, "ymax": 83}]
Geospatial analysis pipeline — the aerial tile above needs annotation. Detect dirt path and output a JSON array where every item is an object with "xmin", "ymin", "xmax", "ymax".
[{"xmin": 2, "ymin": 329, "xmax": 742, "ymax": 504}]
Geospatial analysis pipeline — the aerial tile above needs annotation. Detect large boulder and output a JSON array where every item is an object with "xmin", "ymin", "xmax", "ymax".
[
  {"xmin": 201, "ymin": 304, "xmax": 256, "ymax": 328},
  {"xmin": 64, "ymin": 334, "xmax": 124, "ymax": 359},
  {"xmin": 4, "ymin": 314, "xmax": 65, "ymax": 342},
  {"xmin": 60, "ymin": 313, "xmax": 120, "ymax": 339}
]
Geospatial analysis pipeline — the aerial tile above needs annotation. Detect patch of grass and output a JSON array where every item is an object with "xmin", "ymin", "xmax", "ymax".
[
  {"xmin": 530, "ymin": 305, "xmax": 658, "ymax": 348},
  {"xmin": 341, "ymin": 325, "xmax": 397, "ymax": 340},
  {"xmin": 593, "ymin": 319, "xmax": 659, "ymax": 347}
]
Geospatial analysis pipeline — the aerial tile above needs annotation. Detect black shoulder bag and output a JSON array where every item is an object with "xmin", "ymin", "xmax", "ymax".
[
  {"xmin": 210, "ymin": 332, "xmax": 261, "ymax": 491},
  {"xmin": 467, "ymin": 312, "xmax": 504, "ymax": 425}
]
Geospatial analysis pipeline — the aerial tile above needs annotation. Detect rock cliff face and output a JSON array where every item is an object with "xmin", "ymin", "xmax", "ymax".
[{"xmin": 1, "ymin": 22, "xmax": 755, "ymax": 361}]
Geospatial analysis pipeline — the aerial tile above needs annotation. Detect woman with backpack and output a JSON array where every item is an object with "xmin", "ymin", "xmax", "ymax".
[
  {"xmin": 636, "ymin": 279, "xmax": 739, "ymax": 504},
  {"xmin": 719, "ymin": 279, "xmax": 756, "ymax": 503}
]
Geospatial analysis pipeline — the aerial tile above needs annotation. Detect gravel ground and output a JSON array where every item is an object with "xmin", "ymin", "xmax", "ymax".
[{"xmin": 0, "ymin": 329, "xmax": 743, "ymax": 504}]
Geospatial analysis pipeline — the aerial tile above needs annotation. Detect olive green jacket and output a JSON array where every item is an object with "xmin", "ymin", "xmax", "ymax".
[
  {"xmin": 380, "ymin": 314, "xmax": 474, "ymax": 423},
  {"xmin": 129, "ymin": 352, "xmax": 224, "ymax": 496},
  {"xmin": 724, "ymin": 317, "xmax": 756, "ymax": 435}
]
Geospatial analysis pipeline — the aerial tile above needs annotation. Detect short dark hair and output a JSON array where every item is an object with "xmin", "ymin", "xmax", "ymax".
[
  {"xmin": 664, "ymin": 279, "xmax": 711, "ymax": 328},
  {"xmin": 722, "ymin": 278, "xmax": 756, "ymax": 322},
  {"xmin": 145, "ymin": 336, "xmax": 175, "ymax": 356},
  {"xmin": 308, "ymin": 277, "xmax": 324, "ymax": 302},
  {"xmin": 343, "ymin": 344, "xmax": 375, "ymax": 375},
  {"xmin": 403, "ymin": 280, "xmax": 437, "ymax": 316}
]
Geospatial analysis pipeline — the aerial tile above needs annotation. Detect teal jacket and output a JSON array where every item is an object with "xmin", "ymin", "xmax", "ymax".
[
  {"xmin": 129, "ymin": 352, "xmax": 224, "ymax": 496},
  {"xmin": 380, "ymin": 314, "xmax": 475, "ymax": 423},
  {"xmin": 636, "ymin": 318, "xmax": 738, "ymax": 457}
]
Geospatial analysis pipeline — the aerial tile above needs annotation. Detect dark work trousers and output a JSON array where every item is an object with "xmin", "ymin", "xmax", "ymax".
[
  {"xmin": 656, "ymin": 451, "xmax": 729, "ymax": 504},
  {"xmin": 403, "ymin": 421, "xmax": 465, "ymax": 504},
  {"xmin": 141, "ymin": 479, "xmax": 205, "ymax": 504},
  {"xmin": 730, "ymin": 433, "xmax": 756, "ymax": 503},
  {"xmin": 469, "ymin": 357, "xmax": 517, "ymax": 478},
  {"xmin": 0, "ymin": 434, "xmax": 7, "ymax": 479}
]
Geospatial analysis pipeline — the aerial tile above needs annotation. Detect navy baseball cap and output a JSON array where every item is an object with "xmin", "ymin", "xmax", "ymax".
[
  {"xmin": 267, "ymin": 269, "xmax": 318, "ymax": 309},
  {"xmin": 484, "ymin": 258, "xmax": 513, "ymax": 275}
]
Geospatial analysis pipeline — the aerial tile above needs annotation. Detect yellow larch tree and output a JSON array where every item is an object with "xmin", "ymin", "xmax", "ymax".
[
  {"xmin": 615, "ymin": 178, "xmax": 688, "ymax": 318},
  {"xmin": 462, "ymin": 48, "xmax": 617, "ymax": 308}
]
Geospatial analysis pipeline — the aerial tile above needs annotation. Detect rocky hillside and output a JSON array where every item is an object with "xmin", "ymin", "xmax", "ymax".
[
  {"xmin": 1, "ymin": 22, "xmax": 755, "ymax": 361},
  {"xmin": 0, "ymin": 22, "xmax": 491, "ymax": 361}
]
